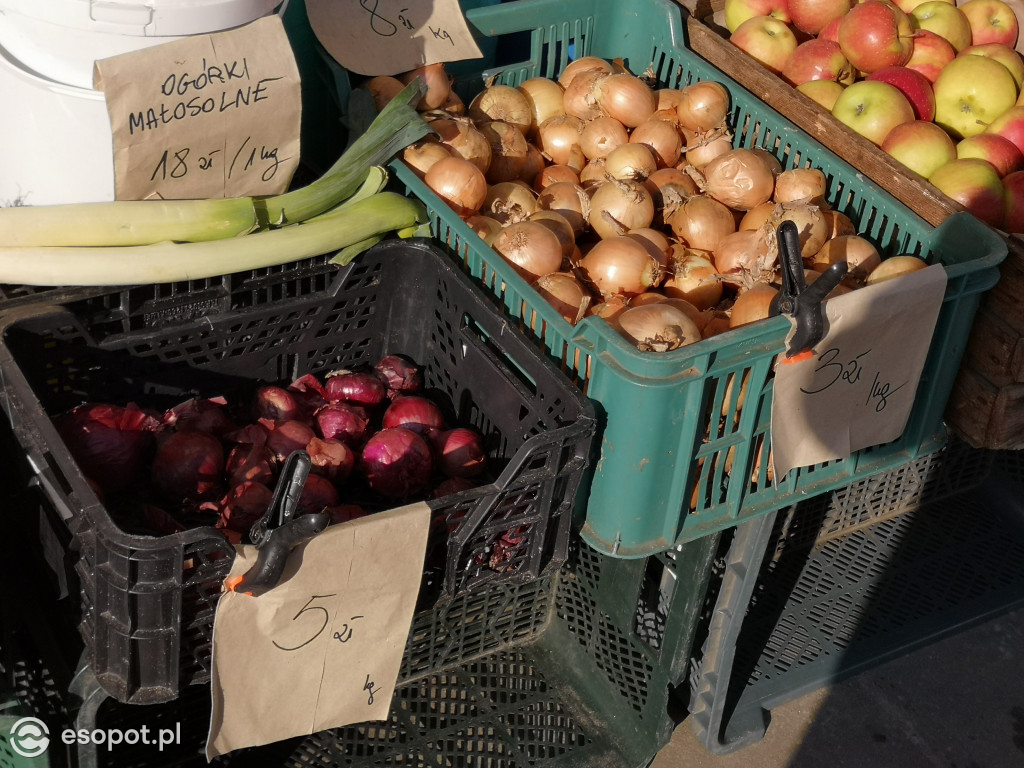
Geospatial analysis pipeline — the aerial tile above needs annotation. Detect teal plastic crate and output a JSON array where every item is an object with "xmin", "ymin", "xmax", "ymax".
[{"xmin": 393, "ymin": 0, "xmax": 1007, "ymax": 558}]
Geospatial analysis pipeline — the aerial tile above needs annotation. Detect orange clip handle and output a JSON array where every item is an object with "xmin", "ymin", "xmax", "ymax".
[{"xmin": 779, "ymin": 348, "xmax": 815, "ymax": 365}]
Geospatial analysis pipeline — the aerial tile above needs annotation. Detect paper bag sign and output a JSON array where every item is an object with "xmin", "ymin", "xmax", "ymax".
[
  {"xmin": 206, "ymin": 501, "xmax": 431, "ymax": 759},
  {"xmin": 307, "ymin": 0, "xmax": 483, "ymax": 76},
  {"xmin": 94, "ymin": 16, "xmax": 301, "ymax": 201},
  {"xmin": 770, "ymin": 263, "xmax": 947, "ymax": 479}
]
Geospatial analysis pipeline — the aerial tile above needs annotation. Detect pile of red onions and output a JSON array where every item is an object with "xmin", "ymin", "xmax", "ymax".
[
  {"xmin": 55, "ymin": 353, "xmax": 490, "ymax": 544},
  {"xmin": 387, "ymin": 58, "xmax": 903, "ymax": 353}
]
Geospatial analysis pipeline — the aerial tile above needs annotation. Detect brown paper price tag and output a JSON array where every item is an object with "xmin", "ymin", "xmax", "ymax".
[
  {"xmin": 770, "ymin": 263, "xmax": 948, "ymax": 479},
  {"xmin": 93, "ymin": 16, "xmax": 301, "ymax": 201},
  {"xmin": 307, "ymin": 0, "xmax": 483, "ymax": 76},
  {"xmin": 205, "ymin": 501, "xmax": 430, "ymax": 758}
]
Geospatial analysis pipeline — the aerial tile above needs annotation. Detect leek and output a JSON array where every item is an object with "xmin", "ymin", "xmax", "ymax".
[
  {"xmin": 0, "ymin": 197, "xmax": 257, "ymax": 247},
  {"xmin": 258, "ymin": 79, "xmax": 432, "ymax": 225},
  {"xmin": 0, "ymin": 193, "xmax": 427, "ymax": 287}
]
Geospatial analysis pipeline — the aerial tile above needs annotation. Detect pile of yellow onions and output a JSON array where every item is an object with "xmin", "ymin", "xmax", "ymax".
[{"xmin": 369, "ymin": 59, "xmax": 925, "ymax": 353}]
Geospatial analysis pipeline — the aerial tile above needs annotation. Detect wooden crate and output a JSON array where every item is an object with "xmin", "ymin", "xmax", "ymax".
[{"xmin": 677, "ymin": 0, "xmax": 966, "ymax": 227}]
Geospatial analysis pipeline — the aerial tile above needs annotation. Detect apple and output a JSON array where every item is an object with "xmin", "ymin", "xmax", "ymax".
[
  {"xmin": 893, "ymin": 0, "xmax": 955, "ymax": 12},
  {"xmin": 984, "ymin": 105, "xmax": 1024, "ymax": 153},
  {"xmin": 1002, "ymin": 169, "xmax": 1024, "ymax": 232},
  {"xmin": 956, "ymin": 132, "xmax": 1024, "ymax": 175},
  {"xmin": 910, "ymin": 1, "xmax": 974, "ymax": 52},
  {"xmin": 797, "ymin": 78, "xmax": 847, "ymax": 108},
  {"xmin": 958, "ymin": 0, "xmax": 1019, "ymax": 47},
  {"xmin": 932, "ymin": 54, "xmax": 1018, "ymax": 137},
  {"xmin": 782, "ymin": 39, "xmax": 857, "ymax": 84},
  {"xmin": 837, "ymin": 0, "xmax": 916, "ymax": 73},
  {"xmin": 831, "ymin": 80, "xmax": 916, "ymax": 144},
  {"xmin": 788, "ymin": 0, "xmax": 851, "ymax": 35},
  {"xmin": 928, "ymin": 157, "xmax": 1005, "ymax": 226},
  {"xmin": 866, "ymin": 65, "xmax": 937, "ymax": 120},
  {"xmin": 905, "ymin": 29, "xmax": 958, "ymax": 81},
  {"xmin": 817, "ymin": 15, "xmax": 844, "ymax": 42},
  {"xmin": 730, "ymin": 15, "xmax": 800, "ymax": 73},
  {"xmin": 724, "ymin": 0, "xmax": 792, "ymax": 33},
  {"xmin": 959, "ymin": 43, "xmax": 1024, "ymax": 89},
  {"xmin": 881, "ymin": 120, "xmax": 958, "ymax": 177}
]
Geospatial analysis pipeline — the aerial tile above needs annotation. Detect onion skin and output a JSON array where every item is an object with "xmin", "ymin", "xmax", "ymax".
[
  {"xmin": 253, "ymin": 385, "xmax": 299, "ymax": 423},
  {"xmin": 374, "ymin": 354, "xmax": 422, "ymax": 396},
  {"xmin": 211, "ymin": 482, "xmax": 275, "ymax": 543},
  {"xmin": 226, "ymin": 443, "xmax": 275, "ymax": 486},
  {"xmin": 306, "ymin": 436, "xmax": 355, "ymax": 483},
  {"xmin": 315, "ymin": 402, "xmax": 371, "ymax": 446},
  {"xmin": 481, "ymin": 121, "xmax": 530, "ymax": 184}
]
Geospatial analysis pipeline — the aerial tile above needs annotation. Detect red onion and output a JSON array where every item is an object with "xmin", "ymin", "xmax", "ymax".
[
  {"xmin": 314, "ymin": 403, "xmax": 371, "ymax": 446},
  {"xmin": 151, "ymin": 430, "xmax": 225, "ymax": 501},
  {"xmin": 324, "ymin": 371, "xmax": 388, "ymax": 407},
  {"xmin": 382, "ymin": 396, "xmax": 446, "ymax": 436},
  {"xmin": 298, "ymin": 473, "xmax": 340, "ymax": 513},
  {"xmin": 163, "ymin": 396, "xmax": 235, "ymax": 436},
  {"xmin": 431, "ymin": 428, "xmax": 487, "ymax": 478},
  {"xmin": 225, "ymin": 443, "xmax": 275, "ymax": 486},
  {"xmin": 287, "ymin": 373, "xmax": 328, "ymax": 422},
  {"xmin": 374, "ymin": 354, "xmax": 423, "ymax": 396},
  {"xmin": 225, "ymin": 422, "xmax": 269, "ymax": 446},
  {"xmin": 56, "ymin": 402, "xmax": 161, "ymax": 494},
  {"xmin": 208, "ymin": 482, "xmax": 275, "ymax": 544},
  {"xmin": 260, "ymin": 419, "xmax": 316, "ymax": 462},
  {"xmin": 360, "ymin": 428, "xmax": 434, "ymax": 498},
  {"xmin": 326, "ymin": 504, "xmax": 368, "ymax": 525},
  {"xmin": 306, "ymin": 437, "xmax": 355, "ymax": 483},
  {"xmin": 253, "ymin": 385, "xmax": 299, "ymax": 422}
]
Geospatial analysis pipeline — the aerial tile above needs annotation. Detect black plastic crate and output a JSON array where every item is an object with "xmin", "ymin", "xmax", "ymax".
[
  {"xmin": 0, "ymin": 238, "xmax": 596, "ymax": 706},
  {"xmin": 687, "ymin": 440, "xmax": 1024, "ymax": 754},
  {"xmin": 61, "ymin": 534, "xmax": 720, "ymax": 768}
]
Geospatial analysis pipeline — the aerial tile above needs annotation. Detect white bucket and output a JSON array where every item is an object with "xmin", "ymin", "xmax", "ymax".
[{"xmin": 0, "ymin": 0, "xmax": 288, "ymax": 206}]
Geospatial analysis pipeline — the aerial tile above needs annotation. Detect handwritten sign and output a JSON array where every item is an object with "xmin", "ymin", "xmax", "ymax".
[
  {"xmin": 770, "ymin": 263, "xmax": 948, "ymax": 479},
  {"xmin": 205, "ymin": 501, "xmax": 430, "ymax": 758},
  {"xmin": 93, "ymin": 16, "xmax": 301, "ymax": 201},
  {"xmin": 306, "ymin": 0, "xmax": 483, "ymax": 77}
]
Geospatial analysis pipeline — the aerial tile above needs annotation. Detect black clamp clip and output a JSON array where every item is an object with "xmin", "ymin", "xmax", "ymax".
[
  {"xmin": 770, "ymin": 219, "xmax": 848, "ymax": 360},
  {"xmin": 227, "ymin": 449, "xmax": 330, "ymax": 595}
]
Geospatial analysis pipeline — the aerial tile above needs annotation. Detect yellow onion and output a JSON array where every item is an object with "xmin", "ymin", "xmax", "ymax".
[
  {"xmin": 536, "ymin": 115, "xmax": 586, "ymax": 168},
  {"xmin": 579, "ymin": 236, "xmax": 663, "ymax": 297},
  {"xmin": 656, "ymin": 88, "xmax": 687, "ymax": 113},
  {"xmin": 399, "ymin": 63, "xmax": 451, "ymax": 110},
  {"xmin": 587, "ymin": 294, "xmax": 630, "ymax": 328},
  {"xmin": 588, "ymin": 178, "xmax": 655, "ymax": 239},
  {"xmin": 667, "ymin": 193, "xmax": 736, "ymax": 253},
  {"xmin": 580, "ymin": 116, "xmax": 630, "ymax": 160},
  {"xmin": 520, "ymin": 143, "xmax": 547, "ymax": 186},
  {"xmin": 751, "ymin": 148, "xmax": 783, "ymax": 177},
  {"xmin": 684, "ymin": 129, "xmax": 734, "ymax": 169},
  {"xmin": 630, "ymin": 291, "xmax": 670, "ymax": 306},
  {"xmin": 529, "ymin": 210, "xmax": 577, "ymax": 259},
  {"xmin": 774, "ymin": 167, "xmax": 828, "ymax": 206},
  {"xmin": 366, "ymin": 76, "xmax": 406, "ymax": 112},
  {"xmin": 823, "ymin": 209, "xmax": 856, "ymax": 239},
  {"xmin": 492, "ymin": 220, "xmax": 565, "ymax": 281},
  {"xmin": 664, "ymin": 248, "xmax": 723, "ymax": 310},
  {"xmin": 713, "ymin": 229, "xmax": 769, "ymax": 277},
  {"xmin": 676, "ymin": 81, "xmax": 731, "ymax": 133},
  {"xmin": 536, "ymin": 181, "xmax": 591, "ymax": 236},
  {"xmin": 643, "ymin": 168, "xmax": 701, "ymax": 213},
  {"xmin": 809, "ymin": 235, "xmax": 881, "ymax": 286},
  {"xmin": 469, "ymin": 85, "xmax": 533, "ymax": 136},
  {"xmin": 729, "ymin": 283, "xmax": 779, "ymax": 329},
  {"xmin": 604, "ymin": 143, "xmax": 658, "ymax": 181},
  {"xmin": 533, "ymin": 164, "xmax": 581, "ymax": 192},
  {"xmin": 629, "ymin": 118, "xmax": 684, "ymax": 168},
  {"xmin": 518, "ymin": 77, "xmax": 566, "ymax": 135},
  {"xmin": 402, "ymin": 139, "xmax": 453, "ymax": 179},
  {"xmin": 563, "ymin": 69, "xmax": 607, "ymax": 121},
  {"xmin": 739, "ymin": 201, "xmax": 778, "ymax": 231},
  {"xmin": 593, "ymin": 73, "xmax": 657, "ymax": 128},
  {"xmin": 763, "ymin": 204, "xmax": 829, "ymax": 261},
  {"xmin": 558, "ymin": 56, "xmax": 615, "ymax": 88},
  {"xmin": 535, "ymin": 272, "xmax": 592, "ymax": 324},
  {"xmin": 431, "ymin": 117, "xmax": 492, "ymax": 173},
  {"xmin": 617, "ymin": 303, "xmax": 702, "ymax": 351},
  {"xmin": 483, "ymin": 181, "xmax": 538, "ymax": 225},
  {"xmin": 480, "ymin": 121, "xmax": 530, "ymax": 184},
  {"xmin": 579, "ymin": 158, "xmax": 609, "ymax": 188},
  {"xmin": 865, "ymin": 255, "xmax": 928, "ymax": 285},
  {"xmin": 424, "ymin": 156, "xmax": 488, "ymax": 217},
  {"xmin": 464, "ymin": 214, "xmax": 504, "ymax": 245},
  {"xmin": 700, "ymin": 148, "xmax": 776, "ymax": 211},
  {"xmin": 626, "ymin": 227, "xmax": 673, "ymax": 268},
  {"xmin": 702, "ymin": 309, "xmax": 733, "ymax": 339}
]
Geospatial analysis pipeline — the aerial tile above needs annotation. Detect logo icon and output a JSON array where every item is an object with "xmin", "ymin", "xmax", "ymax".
[{"xmin": 9, "ymin": 717, "xmax": 49, "ymax": 757}]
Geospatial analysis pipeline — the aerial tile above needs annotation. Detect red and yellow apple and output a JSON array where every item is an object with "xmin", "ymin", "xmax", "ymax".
[
  {"xmin": 724, "ymin": 0, "xmax": 792, "ymax": 33},
  {"xmin": 881, "ymin": 119, "xmax": 958, "ymax": 177},
  {"xmin": 932, "ymin": 53, "xmax": 1018, "ymax": 137},
  {"xmin": 1001, "ymin": 169, "xmax": 1024, "ymax": 231},
  {"xmin": 730, "ymin": 15, "xmax": 801, "ymax": 73},
  {"xmin": 866, "ymin": 65, "xmax": 937, "ymax": 120},
  {"xmin": 927, "ymin": 157, "xmax": 1006, "ymax": 225},
  {"xmin": 797, "ymin": 78, "xmax": 847, "ymax": 107},
  {"xmin": 831, "ymin": 79, "xmax": 916, "ymax": 144},
  {"xmin": 837, "ymin": 0, "xmax": 916, "ymax": 73},
  {"xmin": 905, "ymin": 29, "xmax": 958, "ymax": 81},
  {"xmin": 956, "ymin": 132, "xmax": 1024, "ymax": 175},
  {"xmin": 782, "ymin": 38, "xmax": 857, "ymax": 84},
  {"xmin": 910, "ymin": 1, "xmax": 974, "ymax": 52},
  {"xmin": 958, "ymin": 0, "xmax": 1019, "ymax": 47},
  {"xmin": 958, "ymin": 43, "xmax": 1024, "ymax": 89},
  {"xmin": 788, "ymin": 0, "xmax": 852, "ymax": 35},
  {"xmin": 984, "ymin": 104, "xmax": 1024, "ymax": 153},
  {"xmin": 892, "ymin": 0, "xmax": 954, "ymax": 12},
  {"xmin": 817, "ymin": 15, "xmax": 844, "ymax": 42}
]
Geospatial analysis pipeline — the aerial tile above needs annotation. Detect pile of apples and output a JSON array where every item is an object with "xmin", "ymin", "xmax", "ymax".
[{"xmin": 723, "ymin": 0, "xmax": 1024, "ymax": 232}]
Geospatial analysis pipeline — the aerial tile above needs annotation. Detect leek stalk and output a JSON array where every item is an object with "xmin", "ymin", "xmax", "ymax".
[{"xmin": 0, "ymin": 193, "xmax": 427, "ymax": 287}]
